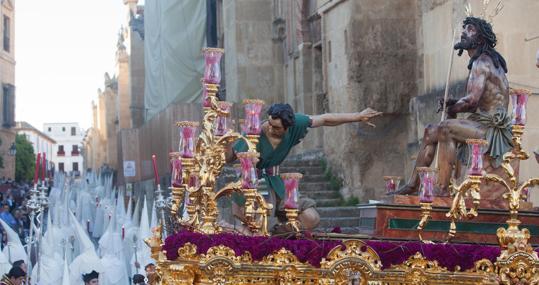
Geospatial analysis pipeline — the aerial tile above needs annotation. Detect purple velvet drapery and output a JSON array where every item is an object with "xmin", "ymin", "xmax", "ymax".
[{"xmin": 164, "ymin": 230, "xmax": 533, "ymax": 270}]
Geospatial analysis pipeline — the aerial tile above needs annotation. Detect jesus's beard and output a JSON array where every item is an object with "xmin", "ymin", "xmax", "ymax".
[{"xmin": 454, "ymin": 36, "xmax": 481, "ymax": 56}]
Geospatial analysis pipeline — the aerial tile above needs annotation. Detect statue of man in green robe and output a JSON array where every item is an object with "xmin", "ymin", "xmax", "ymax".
[{"xmin": 228, "ymin": 103, "xmax": 381, "ymax": 235}]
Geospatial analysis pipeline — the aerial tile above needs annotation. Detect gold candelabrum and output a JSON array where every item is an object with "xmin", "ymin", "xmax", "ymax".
[
  {"xmin": 416, "ymin": 167, "xmax": 436, "ymax": 243},
  {"xmin": 280, "ymin": 172, "xmax": 304, "ymax": 234},
  {"xmin": 166, "ymin": 48, "xmax": 273, "ymax": 236},
  {"xmin": 444, "ymin": 139, "xmax": 487, "ymax": 240},
  {"xmin": 417, "ymin": 89, "xmax": 539, "ymax": 253}
]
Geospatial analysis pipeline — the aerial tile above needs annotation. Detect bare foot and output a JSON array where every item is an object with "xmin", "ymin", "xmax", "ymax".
[
  {"xmin": 391, "ymin": 184, "xmax": 418, "ymax": 195},
  {"xmin": 271, "ymin": 223, "xmax": 297, "ymax": 236},
  {"xmin": 220, "ymin": 219, "xmax": 254, "ymax": 236}
]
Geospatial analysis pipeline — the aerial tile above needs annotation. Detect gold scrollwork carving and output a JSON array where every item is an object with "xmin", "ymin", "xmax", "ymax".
[
  {"xmin": 177, "ymin": 243, "xmax": 198, "ymax": 260},
  {"xmin": 322, "ymin": 240, "xmax": 382, "ymax": 271},
  {"xmin": 261, "ymin": 248, "xmax": 300, "ymax": 265},
  {"xmin": 497, "ymin": 251, "xmax": 539, "ymax": 285}
]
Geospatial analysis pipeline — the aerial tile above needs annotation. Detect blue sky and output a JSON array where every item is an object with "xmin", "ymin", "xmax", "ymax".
[{"xmin": 15, "ymin": 0, "xmax": 129, "ymax": 131}]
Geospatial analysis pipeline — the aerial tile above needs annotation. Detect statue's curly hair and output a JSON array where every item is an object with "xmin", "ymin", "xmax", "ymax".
[
  {"xmin": 459, "ymin": 17, "xmax": 507, "ymax": 73},
  {"xmin": 267, "ymin": 103, "xmax": 295, "ymax": 129}
]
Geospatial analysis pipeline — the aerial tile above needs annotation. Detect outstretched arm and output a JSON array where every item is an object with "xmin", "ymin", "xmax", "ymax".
[
  {"xmin": 446, "ymin": 56, "xmax": 489, "ymax": 118},
  {"xmin": 310, "ymin": 108, "xmax": 382, "ymax": 128}
]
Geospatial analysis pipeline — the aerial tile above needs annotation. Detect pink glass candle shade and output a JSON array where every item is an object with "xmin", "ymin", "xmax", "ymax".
[
  {"xmin": 383, "ymin": 176, "xmax": 402, "ymax": 194},
  {"xmin": 466, "ymin": 139, "xmax": 488, "ymax": 176},
  {"xmin": 239, "ymin": 119, "xmax": 246, "ymax": 135},
  {"xmin": 201, "ymin": 80, "xmax": 212, "ymax": 108},
  {"xmin": 243, "ymin": 99, "xmax": 265, "ymax": 135},
  {"xmin": 203, "ymin": 48, "xmax": 224, "ymax": 84},
  {"xmin": 237, "ymin": 152, "xmax": 259, "ymax": 189},
  {"xmin": 510, "ymin": 89, "xmax": 530, "ymax": 126},
  {"xmin": 170, "ymin": 154, "xmax": 183, "ymax": 187},
  {"xmin": 214, "ymin": 102, "xmax": 232, "ymax": 136},
  {"xmin": 417, "ymin": 168, "xmax": 436, "ymax": 203},
  {"xmin": 188, "ymin": 173, "xmax": 199, "ymax": 189},
  {"xmin": 177, "ymin": 121, "xmax": 199, "ymax": 158},
  {"xmin": 522, "ymin": 187, "xmax": 529, "ymax": 202},
  {"xmin": 281, "ymin": 173, "xmax": 303, "ymax": 209}
]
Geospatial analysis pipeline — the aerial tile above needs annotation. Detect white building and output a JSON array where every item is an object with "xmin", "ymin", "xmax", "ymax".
[
  {"xmin": 15, "ymin": 121, "xmax": 56, "ymax": 173},
  {"xmin": 43, "ymin": 122, "xmax": 84, "ymax": 175}
]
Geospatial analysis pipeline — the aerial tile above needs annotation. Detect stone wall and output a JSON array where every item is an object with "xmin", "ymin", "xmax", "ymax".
[
  {"xmin": 319, "ymin": 0, "xmax": 419, "ymax": 201},
  {"xmin": 129, "ymin": 25, "xmax": 146, "ymax": 129},
  {"xmin": 117, "ymin": 47, "xmax": 132, "ymax": 130},
  {"xmin": 102, "ymin": 87, "xmax": 119, "ymax": 170},
  {"xmin": 223, "ymin": 0, "xmax": 284, "ymax": 104}
]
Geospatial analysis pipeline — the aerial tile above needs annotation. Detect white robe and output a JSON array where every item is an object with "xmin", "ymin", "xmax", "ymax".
[
  {"xmin": 100, "ymin": 253, "xmax": 129, "ymax": 285},
  {"xmin": 31, "ymin": 252, "xmax": 63, "ymax": 285},
  {"xmin": 0, "ymin": 251, "xmax": 10, "ymax": 278},
  {"xmin": 99, "ymin": 220, "xmax": 129, "ymax": 285},
  {"xmin": 69, "ymin": 250, "xmax": 104, "ymax": 285}
]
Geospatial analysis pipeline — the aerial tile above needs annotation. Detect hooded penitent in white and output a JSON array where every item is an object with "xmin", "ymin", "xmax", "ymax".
[
  {"xmin": 61, "ymin": 253, "xmax": 70, "ymax": 285},
  {"xmin": 131, "ymin": 195, "xmax": 142, "ymax": 228},
  {"xmin": 76, "ymin": 183, "xmax": 95, "ymax": 232},
  {"xmin": 31, "ymin": 212, "xmax": 63, "ymax": 285},
  {"xmin": 68, "ymin": 211, "xmax": 104, "ymax": 285},
  {"xmin": 92, "ymin": 184, "xmax": 106, "ymax": 239},
  {"xmin": 49, "ymin": 172, "xmax": 66, "ymax": 209},
  {"xmin": 122, "ymin": 196, "xmax": 136, "ymax": 277},
  {"xmin": 115, "ymin": 189, "xmax": 127, "ymax": 226},
  {"xmin": 98, "ymin": 207, "xmax": 129, "ymax": 285},
  {"xmin": 130, "ymin": 197, "xmax": 154, "ymax": 276},
  {"xmin": 0, "ymin": 219, "xmax": 26, "ymax": 264},
  {"xmin": 150, "ymin": 199, "xmax": 158, "ymax": 229}
]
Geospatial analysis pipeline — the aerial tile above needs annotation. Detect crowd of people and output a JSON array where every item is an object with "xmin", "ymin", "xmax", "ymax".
[{"xmin": 0, "ymin": 180, "xmax": 32, "ymax": 249}]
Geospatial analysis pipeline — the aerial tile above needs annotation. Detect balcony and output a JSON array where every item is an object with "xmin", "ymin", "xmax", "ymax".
[
  {"xmin": 57, "ymin": 151, "xmax": 65, "ymax": 156},
  {"xmin": 71, "ymin": 151, "xmax": 80, "ymax": 156}
]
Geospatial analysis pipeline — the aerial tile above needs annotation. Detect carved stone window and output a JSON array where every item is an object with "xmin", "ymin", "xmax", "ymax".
[
  {"xmin": 2, "ymin": 84, "xmax": 14, "ymax": 128},
  {"xmin": 3, "ymin": 15, "xmax": 10, "ymax": 52}
]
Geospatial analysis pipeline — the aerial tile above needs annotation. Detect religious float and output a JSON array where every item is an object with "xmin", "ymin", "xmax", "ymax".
[{"xmin": 140, "ymin": 43, "xmax": 539, "ymax": 284}]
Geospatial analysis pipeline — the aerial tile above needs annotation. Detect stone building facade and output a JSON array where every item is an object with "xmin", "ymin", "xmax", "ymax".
[
  {"xmin": 43, "ymin": 122, "xmax": 84, "ymax": 175},
  {"xmin": 0, "ymin": 0, "xmax": 16, "ymax": 180}
]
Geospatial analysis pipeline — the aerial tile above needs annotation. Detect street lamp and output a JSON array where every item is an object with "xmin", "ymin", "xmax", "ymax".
[{"xmin": 9, "ymin": 142, "xmax": 16, "ymax": 156}]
